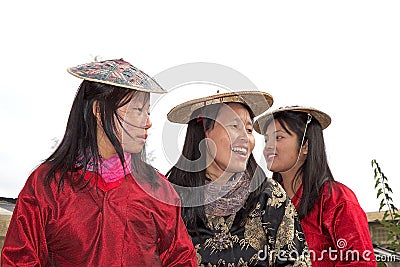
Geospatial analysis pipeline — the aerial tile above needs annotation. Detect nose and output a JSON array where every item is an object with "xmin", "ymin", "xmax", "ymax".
[
  {"xmin": 145, "ymin": 115, "xmax": 152, "ymax": 129},
  {"xmin": 264, "ymin": 137, "xmax": 275, "ymax": 151},
  {"xmin": 238, "ymin": 126, "xmax": 250, "ymax": 142}
]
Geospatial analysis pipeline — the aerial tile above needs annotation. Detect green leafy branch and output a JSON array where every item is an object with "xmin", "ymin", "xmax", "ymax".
[{"xmin": 372, "ymin": 159, "xmax": 400, "ymax": 251}]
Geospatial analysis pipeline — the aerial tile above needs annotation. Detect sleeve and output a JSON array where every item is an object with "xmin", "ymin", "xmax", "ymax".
[
  {"xmin": 151, "ymin": 174, "xmax": 197, "ymax": 267},
  {"xmin": 157, "ymin": 203, "xmax": 198, "ymax": 267},
  {"xmin": 324, "ymin": 199, "xmax": 377, "ymax": 266},
  {"xmin": 1, "ymin": 172, "xmax": 49, "ymax": 266}
]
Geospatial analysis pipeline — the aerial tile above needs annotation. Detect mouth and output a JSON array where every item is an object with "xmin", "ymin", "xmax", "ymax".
[
  {"xmin": 265, "ymin": 153, "xmax": 276, "ymax": 161},
  {"xmin": 231, "ymin": 146, "xmax": 248, "ymax": 156},
  {"xmin": 136, "ymin": 134, "xmax": 148, "ymax": 141}
]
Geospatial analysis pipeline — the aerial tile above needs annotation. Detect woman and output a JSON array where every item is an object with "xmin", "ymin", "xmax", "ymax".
[
  {"xmin": 1, "ymin": 59, "xmax": 197, "ymax": 266},
  {"xmin": 254, "ymin": 106, "xmax": 376, "ymax": 266},
  {"xmin": 166, "ymin": 91, "xmax": 311, "ymax": 266}
]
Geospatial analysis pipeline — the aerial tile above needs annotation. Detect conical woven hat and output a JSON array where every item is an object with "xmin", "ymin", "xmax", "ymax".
[
  {"xmin": 67, "ymin": 59, "xmax": 166, "ymax": 93},
  {"xmin": 254, "ymin": 105, "xmax": 331, "ymax": 134},
  {"xmin": 168, "ymin": 90, "xmax": 274, "ymax": 124}
]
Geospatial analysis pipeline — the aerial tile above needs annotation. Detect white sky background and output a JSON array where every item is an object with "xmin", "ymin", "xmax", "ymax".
[{"xmin": 0, "ymin": 0, "xmax": 399, "ymax": 212}]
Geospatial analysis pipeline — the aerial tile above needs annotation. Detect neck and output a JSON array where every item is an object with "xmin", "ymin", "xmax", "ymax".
[
  {"xmin": 206, "ymin": 168, "xmax": 235, "ymax": 185},
  {"xmin": 97, "ymin": 125, "xmax": 117, "ymax": 159},
  {"xmin": 280, "ymin": 172, "xmax": 302, "ymax": 198}
]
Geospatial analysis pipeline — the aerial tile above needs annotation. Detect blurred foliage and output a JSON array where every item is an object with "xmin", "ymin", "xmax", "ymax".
[{"xmin": 372, "ymin": 159, "xmax": 400, "ymax": 253}]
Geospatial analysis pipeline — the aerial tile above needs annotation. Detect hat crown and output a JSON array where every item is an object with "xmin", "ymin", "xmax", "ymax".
[
  {"xmin": 254, "ymin": 105, "xmax": 331, "ymax": 134},
  {"xmin": 167, "ymin": 90, "xmax": 274, "ymax": 124},
  {"xmin": 67, "ymin": 59, "xmax": 166, "ymax": 93}
]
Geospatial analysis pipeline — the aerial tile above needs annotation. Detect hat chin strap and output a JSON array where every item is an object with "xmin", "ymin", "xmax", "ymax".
[{"xmin": 281, "ymin": 114, "xmax": 312, "ymax": 174}]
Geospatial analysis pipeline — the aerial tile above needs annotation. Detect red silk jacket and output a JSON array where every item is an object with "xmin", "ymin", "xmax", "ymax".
[
  {"xmin": 1, "ymin": 164, "xmax": 197, "ymax": 266},
  {"xmin": 291, "ymin": 181, "xmax": 377, "ymax": 267}
]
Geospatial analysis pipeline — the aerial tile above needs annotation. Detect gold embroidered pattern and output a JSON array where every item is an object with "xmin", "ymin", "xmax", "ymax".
[
  {"xmin": 195, "ymin": 244, "xmax": 202, "ymax": 266},
  {"xmin": 194, "ymin": 179, "xmax": 312, "ymax": 266},
  {"xmin": 266, "ymin": 178, "xmax": 286, "ymax": 208},
  {"xmin": 275, "ymin": 202, "xmax": 296, "ymax": 252},
  {"xmin": 243, "ymin": 203, "xmax": 267, "ymax": 251},
  {"xmin": 204, "ymin": 214, "xmax": 237, "ymax": 253}
]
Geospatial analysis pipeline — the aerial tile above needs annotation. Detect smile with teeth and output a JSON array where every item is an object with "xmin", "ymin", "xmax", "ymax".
[
  {"xmin": 266, "ymin": 154, "xmax": 276, "ymax": 161},
  {"xmin": 231, "ymin": 147, "xmax": 248, "ymax": 155}
]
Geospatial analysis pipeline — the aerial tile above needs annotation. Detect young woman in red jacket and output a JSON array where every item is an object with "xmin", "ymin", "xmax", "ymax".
[
  {"xmin": 1, "ymin": 59, "xmax": 197, "ymax": 266},
  {"xmin": 255, "ymin": 106, "xmax": 376, "ymax": 266}
]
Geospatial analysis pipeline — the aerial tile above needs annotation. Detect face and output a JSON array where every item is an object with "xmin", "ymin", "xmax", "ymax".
[
  {"xmin": 205, "ymin": 103, "xmax": 255, "ymax": 179},
  {"xmin": 263, "ymin": 119, "xmax": 306, "ymax": 174},
  {"xmin": 119, "ymin": 91, "xmax": 152, "ymax": 154}
]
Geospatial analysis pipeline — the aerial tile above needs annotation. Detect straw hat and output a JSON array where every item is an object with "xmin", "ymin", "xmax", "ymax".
[
  {"xmin": 67, "ymin": 58, "xmax": 166, "ymax": 93},
  {"xmin": 254, "ymin": 105, "xmax": 331, "ymax": 134},
  {"xmin": 167, "ymin": 90, "xmax": 274, "ymax": 124}
]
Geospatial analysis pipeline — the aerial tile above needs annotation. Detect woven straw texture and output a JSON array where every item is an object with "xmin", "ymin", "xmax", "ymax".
[
  {"xmin": 168, "ymin": 90, "xmax": 274, "ymax": 124},
  {"xmin": 67, "ymin": 59, "xmax": 166, "ymax": 93},
  {"xmin": 254, "ymin": 106, "xmax": 331, "ymax": 134}
]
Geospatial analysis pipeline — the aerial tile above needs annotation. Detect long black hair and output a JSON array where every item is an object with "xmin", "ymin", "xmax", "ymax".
[
  {"xmin": 166, "ymin": 103, "xmax": 268, "ymax": 232},
  {"xmin": 43, "ymin": 80, "xmax": 159, "ymax": 190},
  {"xmin": 263, "ymin": 111, "xmax": 334, "ymax": 219}
]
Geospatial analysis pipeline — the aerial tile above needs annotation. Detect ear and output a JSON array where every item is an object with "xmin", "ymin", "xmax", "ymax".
[
  {"xmin": 302, "ymin": 140, "xmax": 309, "ymax": 155},
  {"xmin": 92, "ymin": 101, "xmax": 101, "ymax": 120}
]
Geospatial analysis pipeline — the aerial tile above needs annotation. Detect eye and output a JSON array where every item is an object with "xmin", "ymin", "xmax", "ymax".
[
  {"xmin": 130, "ymin": 107, "xmax": 148, "ymax": 114},
  {"xmin": 246, "ymin": 127, "xmax": 253, "ymax": 134},
  {"xmin": 276, "ymin": 135, "xmax": 283, "ymax": 140}
]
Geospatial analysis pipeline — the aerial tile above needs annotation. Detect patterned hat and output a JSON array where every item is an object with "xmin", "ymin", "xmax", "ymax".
[
  {"xmin": 254, "ymin": 105, "xmax": 331, "ymax": 134},
  {"xmin": 168, "ymin": 90, "xmax": 274, "ymax": 124},
  {"xmin": 67, "ymin": 59, "xmax": 166, "ymax": 93}
]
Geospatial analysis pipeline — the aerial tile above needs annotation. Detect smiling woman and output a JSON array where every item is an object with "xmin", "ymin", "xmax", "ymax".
[
  {"xmin": 166, "ymin": 90, "xmax": 311, "ymax": 266},
  {"xmin": 204, "ymin": 103, "xmax": 255, "ymax": 181},
  {"xmin": 254, "ymin": 106, "xmax": 376, "ymax": 266}
]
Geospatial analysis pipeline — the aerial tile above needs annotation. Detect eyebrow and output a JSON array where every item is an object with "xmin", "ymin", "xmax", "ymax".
[
  {"xmin": 232, "ymin": 117, "xmax": 253, "ymax": 125},
  {"xmin": 265, "ymin": 129, "xmax": 285, "ymax": 135}
]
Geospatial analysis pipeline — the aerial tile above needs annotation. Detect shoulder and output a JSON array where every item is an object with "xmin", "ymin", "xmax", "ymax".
[
  {"xmin": 12, "ymin": 164, "xmax": 56, "ymax": 209},
  {"xmin": 20, "ymin": 164, "xmax": 51, "ymax": 192},
  {"xmin": 319, "ymin": 182, "xmax": 371, "ymax": 236},
  {"xmin": 132, "ymin": 171, "xmax": 181, "ymax": 206},
  {"xmin": 260, "ymin": 178, "xmax": 291, "ymax": 209},
  {"xmin": 320, "ymin": 181, "xmax": 366, "ymax": 217},
  {"xmin": 321, "ymin": 181, "xmax": 359, "ymax": 203},
  {"xmin": 263, "ymin": 178, "xmax": 288, "ymax": 198}
]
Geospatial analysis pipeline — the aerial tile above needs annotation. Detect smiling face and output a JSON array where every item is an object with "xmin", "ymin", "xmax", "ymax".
[
  {"xmin": 263, "ymin": 119, "xmax": 307, "ymax": 175},
  {"xmin": 205, "ymin": 103, "xmax": 255, "ymax": 180}
]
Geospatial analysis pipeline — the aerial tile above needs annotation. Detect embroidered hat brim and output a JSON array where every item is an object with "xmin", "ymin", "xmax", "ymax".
[
  {"xmin": 67, "ymin": 59, "xmax": 166, "ymax": 93},
  {"xmin": 254, "ymin": 106, "xmax": 331, "ymax": 134},
  {"xmin": 167, "ymin": 90, "xmax": 274, "ymax": 124}
]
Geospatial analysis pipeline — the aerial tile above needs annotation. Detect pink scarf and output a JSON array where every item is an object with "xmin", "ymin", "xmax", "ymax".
[{"xmin": 87, "ymin": 152, "xmax": 132, "ymax": 183}]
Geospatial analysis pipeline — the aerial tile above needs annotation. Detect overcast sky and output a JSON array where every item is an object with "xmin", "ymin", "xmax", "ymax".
[{"xmin": 1, "ymin": 0, "xmax": 399, "ymax": 212}]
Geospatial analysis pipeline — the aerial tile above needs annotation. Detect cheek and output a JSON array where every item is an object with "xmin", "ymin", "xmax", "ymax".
[
  {"xmin": 249, "ymin": 135, "xmax": 255, "ymax": 153},
  {"xmin": 213, "ymin": 136, "xmax": 230, "ymax": 154},
  {"xmin": 114, "ymin": 123, "xmax": 123, "ymax": 141},
  {"xmin": 125, "ymin": 114, "xmax": 141, "ymax": 126},
  {"xmin": 208, "ymin": 127, "xmax": 230, "ymax": 146}
]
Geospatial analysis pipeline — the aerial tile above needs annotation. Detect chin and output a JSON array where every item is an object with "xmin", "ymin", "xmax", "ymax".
[
  {"xmin": 227, "ymin": 165, "xmax": 247, "ymax": 174},
  {"xmin": 122, "ymin": 145, "xmax": 144, "ymax": 154}
]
